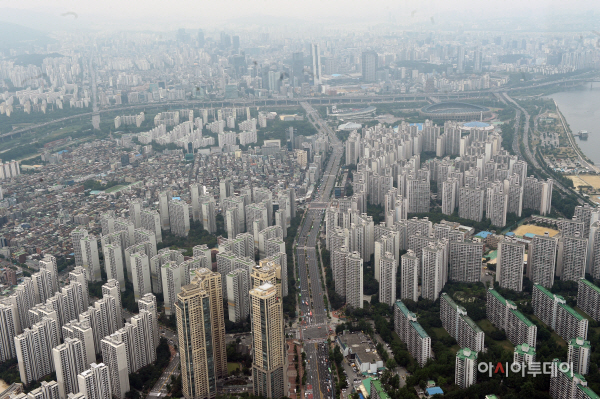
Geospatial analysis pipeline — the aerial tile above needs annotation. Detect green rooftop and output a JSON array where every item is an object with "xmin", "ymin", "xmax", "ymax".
[
  {"xmin": 514, "ymin": 343, "xmax": 536, "ymax": 356},
  {"xmin": 488, "ymin": 289, "xmax": 506, "ymax": 305},
  {"xmin": 395, "ymin": 300, "xmax": 416, "ymax": 319},
  {"xmin": 569, "ymin": 337, "xmax": 591, "ymax": 349},
  {"xmin": 361, "ymin": 378, "xmax": 373, "ymax": 396},
  {"xmin": 441, "ymin": 293, "xmax": 459, "ymax": 310},
  {"xmin": 580, "ymin": 278, "xmax": 600, "ymax": 295},
  {"xmin": 485, "ymin": 396, "xmax": 499, "ymax": 399},
  {"xmin": 410, "ymin": 320, "xmax": 430, "ymax": 339},
  {"xmin": 578, "ymin": 385, "xmax": 600, "ymax": 399},
  {"xmin": 534, "ymin": 284, "xmax": 555, "ymax": 299},
  {"xmin": 456, "ymin": 347, "xmax": 478, "ymax": 360},
  {"xmin": 510, "ymin": 309, "xmax": 535, "ymax": 327},
  {"xmin": 461, "ymin": 314, "xmax": 484, "ymax": 334},
  {"xmin": 371, "ymin": 379, "xmax": 390, "ymax": 399},
  {"xmin": 559, "ymin": 303, "xmax": 585, "ymax": 321}
]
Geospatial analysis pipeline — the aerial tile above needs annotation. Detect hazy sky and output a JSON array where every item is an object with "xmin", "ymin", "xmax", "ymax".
[{"xmin": 2, "ymin": 0, "xmax": 600, "ymax": 31}]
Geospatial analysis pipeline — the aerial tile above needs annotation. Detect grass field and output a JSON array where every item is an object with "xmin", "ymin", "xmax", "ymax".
[
  {"xmin": 512, "ymin": 224, "xmax": 559, "ymax": 237},
  {"xmin": 477, "ymin": 319, "xmax": 514, "ymax": 352},
  {"xmin": 567, "ymin": 174, "xmax": 600, "ymax": 189},
  {"xmin": 227, "ymin": 362, "xmax": 241, "ymax": 373},
  {"xmin": 104, "ymin": 184, "xmax": 128, "ymax": 193}
]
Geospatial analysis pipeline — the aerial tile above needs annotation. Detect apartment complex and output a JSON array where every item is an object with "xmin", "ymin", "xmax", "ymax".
[
  {"xmin": 440, "ymin": 293, "xmax": 484, "ymax": 353},
  {"xmin": 577, "ymin": 279, "xmax": 600, "ymax": 322},
  {"xmin": 393, "ymin": 300, "xmax": 432, "ymax": 367},
  {"xmin": 455, "ymin": 348, "xmax": 477, "ymax": 389},
  {"xmin": 533, "ymin": 284, "xmax": 588, "ymax": 342},
  {"xmin": 486, "ymin": 289, "xmax": 537, "ymax": 347}
]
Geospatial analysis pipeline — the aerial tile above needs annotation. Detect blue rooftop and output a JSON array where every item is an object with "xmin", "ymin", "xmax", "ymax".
[
  {"xmin": 524, "ymin": 233, "xmax": 535, "ymax": 238},
  {"xmin": 506, "ymin": 232, "xmax": 515, "ymax": 237},
  {"xmin": 172, "ymin": 197, "xmax": 181, "ymax": 200},
  {"xmin": 464, "ymin": 121, "xmax": 490, "ymax": 128},
  {"xmin": 426, "ymin": 387, "xmax": 444, "ymax": 396},
  {"xmin": 409, "ymin": 123, "xmax": 424, "ymax": 131},
  {"xmin": 475, "ymin": 231, "xmax": 492, "ymax": 239}
]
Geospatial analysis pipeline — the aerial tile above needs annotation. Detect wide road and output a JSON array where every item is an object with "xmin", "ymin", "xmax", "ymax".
[{"xmin": 294, "ymin": 102, "xmax": 343, "ymax": 399}]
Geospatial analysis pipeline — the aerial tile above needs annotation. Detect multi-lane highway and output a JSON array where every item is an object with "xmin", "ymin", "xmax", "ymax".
[{"xmin": 294, "ymin": 103, "xmax": 344, "ymax": 399}]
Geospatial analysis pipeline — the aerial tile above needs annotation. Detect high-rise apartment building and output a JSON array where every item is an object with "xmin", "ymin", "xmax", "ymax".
[
  {"xmin": 201, "ymin": 199, "xmax": 217, "ymax": 234},
  {"xmin": 577, "ymin": 279, "xmax": 600, "ymax": 322},
  {"xmin": 62, "ymin": 320, "xmax": 95, "ymax": 368},
  {"xmin": 100, "ymin": 336, "xmax": 130, "ymax": 399},
  {"xmin": 549, "ymin": 358, "xmax": 598, "ymax": 399},
  {"xmin": 486, "ymin": 289, "xmax": 537, "ymax": 347},
  {"xmin": 102, "ymin": 280, "xmax": 123, "ymax": 330},
  {"xmin": 53, "ymin": 338, "xmax": 87, "ymax": 399},
  {"xmin": 513, "ymin": 343, "xmax": 536, "ymax": 365},
  {"xmin": 400, "ymin": 250, "xmax": 419, "ymax": 302},
  {"xmin": 568, "ymin": 337, "xmax": 591, "ymax": 375},
  {"xmin": 168, "ymin": 200, "xmax": 190, "ymax": 237},
  {"xmin": 250, "ymin": 283, "xmax": 285, "ymax": 399},
  {"xmin": 226, "ymin": 268, "xmax": 250, "ymax": 323},
  {"xmin": 15, "ymin": 317, "xmax": 60, "ymax": 385},
  {"xmin": 77, "ymin": 363, "xmax": 111, "ymax": 399},
  {"xmin": 528, "ymin": 232, "xmax": 558, "ymax": 288},
  {"xmin": 158, "ymin": 191, "xmax": 171, "ymax": 230},
  {"xmin": 533, "ymin": 284, "xmax": 588, "ymax": 342},
  {"xmin": 421, "ymin": 242, "xmax": 447, "ymax": 301},
  {"xmin": 311, "ymin": 43, "xmax": 322, "ymax": 86},
  {"xmin": 378, "ymin": 253, "xmax": 397, "ymax": 306},
  {"xmin": 140, "ymin": 209, "xmax": 162, "ymax": 243},
  {"xmin": 440, "ymin": 293, "xmax": 484, "ymax": 353},
  {"xmin": 39, "ymin": 255, "xmax": 58, "ymax": 295},
  {"xmin": 393, "ymin": 300, "xmax": 432, "ymax": 367},
  {"xmin": 459, "ymin": 185, "xmax": 484, "ymax": 222},
  {"xmin": 131, "ymin": 253, "xmax": 151, "ymax": 302},
  {"xmin": 557, "ymin": 233, "xmax": 588, "ymax": 282},
  {"xmin": 497, "ymin": 237, "xmax": 525, "ymax": 291},
  {"xmin": 176, "ymin": 268, "xmax": 227, "ymax": 399},
  {"xmin": 0, "ymin": 300, "xmax": 18, "ymax": 361},
  {"xmin": 102, "ymin": 244, "xmax": 125, "ymax": 290},
  {"xmin": 448, "ymin": 239, "xmax": 483, "ymax": 283},
  {"xmin": 68, "ymin": 267, "xmax": 89, "ymax": 310},
  {"xmin": 162, "ymin": 261, "xmax": 189, "ymax": 316},
  {"xmin": 455, "ymin": 348, "xmax": 477, "ymax": 389},
  {"xmin": 346, "ymin": 252, "xmax": 364, "ymax": 309},
  {"xmin": 70, "ymin": 228, "xmax": 88, "ymax": 268},
  {"xmin": 80, "ymin": 236, "xmax": 101, "ymax": 282}
]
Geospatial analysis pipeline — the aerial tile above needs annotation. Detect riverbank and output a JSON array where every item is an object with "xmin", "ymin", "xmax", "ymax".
[{"xmin": 553, "ymin": 102, "xmax": 599, "ymax": 172}]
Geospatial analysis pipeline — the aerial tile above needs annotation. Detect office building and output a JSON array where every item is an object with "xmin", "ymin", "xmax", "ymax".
[
  {"xmin": 513, "ymin": 343, "xmax": 536, "ymax": 365},
  {"xmin": 486, "ymin": 289, "xmax": 537, "ymax": 347},
  {"xmin": 455, "ymin": 348, "xmax": 477, "ymax": 389},
  {"xmin": 226, "ymin": 268, "xmax": 250, "ymax": 323},
  {"xmin": 251, "ymin": 283, "xmax": 285, "ymax": 399},
  {"xmin": 577, "ymin": 279, "xmax": 600, "ymax": 322},
  {"xmin": 533, "ymin": 284, "xmax": 588, "ymax": 342},
  {"xmin": 528, "ymin": 233, "xmax": 558, "ymax": 288},
  {"xmin": 77, "ymin": 363, "xmax": 111, "ymax": 399},
  {"xmin": 53, "ymin": 338, "xmax": 87, "ymax": 399},
  {"xmin": 400, "ymin": 250, "xmax": 419, "ymax": 302},
  {"xmin": 497, "ymin": 237, "xmax": 525, "ymax": 291},
  {"xmin": 440, "ymin": 293, "xmax": 484, "ymax": 353},
  {"xmin": 176, "ymin": 268, "xmax": 227, "ymax": 399},
  {"xmin": 393, "ymin": 300, "xmax": 432, "ymax": 367},
  {"xmin": 100, "ymin": 336, "xmax": 130, "ymax": 399},
  {"xmin": 311, "ymin": 43, "xmax": 321, "ymax": 86}
]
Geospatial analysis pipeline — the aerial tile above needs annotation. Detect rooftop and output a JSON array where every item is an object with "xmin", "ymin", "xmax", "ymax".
[
  {"xmin": 488, "ymin": 289, "xmax": 506, "ymax": 306},
  {"xmin": 371, "ymin": 380, "xmax": 389, "ymax": 399},
  {"xmin": 426, "ymin": 387, "xmax": 444, "ymax": 396},
  {"xmin": 559, "ymin": 302, "xmax": 585, "ymax": 321},
  {"xmin": 456, "ymin": 347, "xmax": 477, "ymax": 360},
  {"xmin": 510, "ymin": 309, "xmax": 535, "ymax": 327},
  {"xmin": 580, "ymin": 278, "xmax": 600, "ymax": 294},
  {"xmin": 410, "ymin": 320, "xmax": 430, "ymax": 339}
]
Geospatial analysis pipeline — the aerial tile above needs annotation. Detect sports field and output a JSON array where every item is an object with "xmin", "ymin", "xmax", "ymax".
[
  {"xmin": 566, "ymin": 174, "xmax": 600, "ymax": 189},
  {"xmin": 512, "ymin": 224, "xmax": 559, "ymax": 237}
]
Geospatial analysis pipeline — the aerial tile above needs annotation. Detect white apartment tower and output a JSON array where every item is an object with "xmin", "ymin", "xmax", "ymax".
[
  {"xmin": 53, "ymin": 338, "xmax": 87, "ymax": 399},
  {"xmin": 528, "ymin": 232, "xmax": 558, "ymax": 288},
  {"xmin": 497, "ymin": 237, "xmax": 525, "ymax": 291}
]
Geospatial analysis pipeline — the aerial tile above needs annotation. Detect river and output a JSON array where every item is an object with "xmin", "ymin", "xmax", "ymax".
[{"xmin": 551, "ymin": 84, "xmax": 600, "ymax": 165}]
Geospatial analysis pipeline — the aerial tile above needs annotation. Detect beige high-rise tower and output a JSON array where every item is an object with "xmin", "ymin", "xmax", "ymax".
[
  {"xmin": 176, "ymin": 268, "xmax": 227, "ymax": 399},
  {"xmin": 251, "ymin": 283, "xmax": 284, "ymax": 399}
]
